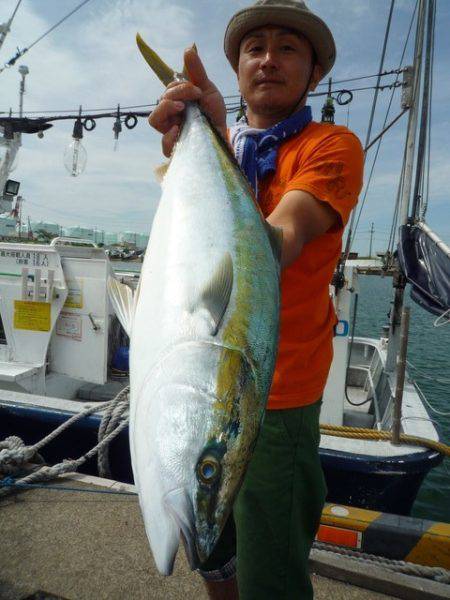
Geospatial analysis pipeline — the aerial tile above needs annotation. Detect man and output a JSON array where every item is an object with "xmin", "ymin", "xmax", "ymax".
[{"xmin": 149, "ymin": 1, "xmax": 364, "ymax": 598}]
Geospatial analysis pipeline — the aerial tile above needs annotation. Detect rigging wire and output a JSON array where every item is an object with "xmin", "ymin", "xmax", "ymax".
[
  {"xmin": 316, "ymin": 68, "xmax": 406, "ymax": 87},
  {"xmin": 407, "ymin": 361, "xmax": 450, "ymax": 386},
  {"xmin": 0, "ymin": 0, "xmax": 94, "ymax": 73},
  {"xmin": 342, "ymin": 0, "xmax": 396, "ymax": 264},
  {"xmin": 414, "ymin": 381, "xmax": 450, "ymax": 417},
  {"xmin": 348, "ymin": 0, "xmax": 419, "ymax": 257},
  {"xmin": 0, "ymin": 81, "xmax": 402, "ymax": 120},
  {"xmin": 411, "ymin": 0, "xmax": 436, "ymax": 222},
  {"xmin": 420, "ymin": 0, "xmax": 436, "ymax": 221},
  {"xmin": 0, "ymin": 0, "xmax": 23, "ymax": 51}
]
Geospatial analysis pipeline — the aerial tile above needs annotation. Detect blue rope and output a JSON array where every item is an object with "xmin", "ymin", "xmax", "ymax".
[{"xmin": 0, "ymin": 476, "xmax": 137, "ymax": 496}]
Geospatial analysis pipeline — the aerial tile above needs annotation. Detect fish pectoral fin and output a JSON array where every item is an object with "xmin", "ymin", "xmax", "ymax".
[
  {"xmin": 136, "ymin": 33, "xmax": 177, "ymax": 86},
  {"xmin": 265, "ymin": 221, "xmax": 283, "ymax": 264},
  {"xmin": 107, "ymin": 276, "xmax": 135, "ymax": 336},
  {"xmin": 193, "ymin": 253, "xmax": 233, "ymax": 336}
]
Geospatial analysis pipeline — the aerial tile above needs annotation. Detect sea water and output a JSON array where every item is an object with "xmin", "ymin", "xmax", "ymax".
[{"xmin": 355, "ymin": 275, "xmax": 449, "ymax": 523}]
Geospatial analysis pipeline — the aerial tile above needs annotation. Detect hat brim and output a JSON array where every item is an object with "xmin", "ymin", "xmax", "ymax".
[{"xmin": 224, "ymin": 5, "xmax": 336, "ymax": 77}]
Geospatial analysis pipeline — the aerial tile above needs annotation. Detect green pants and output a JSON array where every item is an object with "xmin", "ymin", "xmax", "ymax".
[{"xmin": 201, "ymin": 400, "xmax": 327, "ymax": 599}]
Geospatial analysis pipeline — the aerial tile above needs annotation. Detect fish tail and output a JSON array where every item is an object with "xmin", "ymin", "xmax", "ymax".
[{"xmin": 136, "ymin": 33, "xmax": 176, "ymax": 86}]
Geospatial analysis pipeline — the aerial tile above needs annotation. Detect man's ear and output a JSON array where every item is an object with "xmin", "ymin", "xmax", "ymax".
[{"xmin": 309, "ymin": 64, "xmax": 324, "ymax": 92}]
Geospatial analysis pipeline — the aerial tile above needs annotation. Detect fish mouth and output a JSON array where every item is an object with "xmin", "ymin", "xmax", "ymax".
[
  {"xmin": 164, "ymin": 488, "xmax": 200, "ymax": 570},
  {"xmin": 164, "ymin": 488, "xmax": 222, "ymax": 568}
]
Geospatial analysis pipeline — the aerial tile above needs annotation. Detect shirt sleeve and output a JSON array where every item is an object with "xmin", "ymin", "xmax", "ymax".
[{"xmin": 283, "ymin": 129, "xmax": 364, "ymax": 229}]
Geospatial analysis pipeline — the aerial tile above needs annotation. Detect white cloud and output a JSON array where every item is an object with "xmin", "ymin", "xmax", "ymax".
[{"xmin": 0, "ymin": 0, "xmax": 448, "ymax": 248}]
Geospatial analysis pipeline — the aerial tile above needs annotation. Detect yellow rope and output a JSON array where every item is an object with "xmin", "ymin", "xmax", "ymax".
[{"xmin": 320, "ymin": 424, "xmax": 450, "ymax": 457}]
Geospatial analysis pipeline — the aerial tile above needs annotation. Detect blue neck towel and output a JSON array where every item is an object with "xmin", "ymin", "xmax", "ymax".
[{"xmin": 230, "ymin": 105, "xmax": 312, "ymax": 195}]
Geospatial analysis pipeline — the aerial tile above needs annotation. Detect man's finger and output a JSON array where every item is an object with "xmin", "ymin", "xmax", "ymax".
[
  {"xmin": 183, "ymin": 47, "xmax": 210, "ymax": 90},
  {"xmin": 149, "ymin": 99, "xmax": 184, "ymax": 134},
  {"xmin": 164, "ymin": 82, "xmax": 201, "ymax": 102},
  {"xmin": 162, "ymin": 124, "xmax": 179, "ymax": 158}
]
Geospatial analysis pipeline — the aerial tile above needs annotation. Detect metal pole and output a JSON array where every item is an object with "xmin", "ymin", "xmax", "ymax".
[
  {"xmin": 369, "ymin": 222, "xmax": 375, "ymax": 258},
  {"xmin": 399, "ymin": 0, "xmax": 426, "ymax": 226},
  {"xmin": 18, "ymin": 65, "xmax": 29, "ymax": 117},
  {"xmin": 385, "ymin": 0, "xmax": 426, "ymax": 372},
  {"xmin": 392, "ymin": 306, "xmax": 410, "ymax": 444},
  {"xmin": 411, "ymin": 0, "xmax": 435, "ymax": 222}
]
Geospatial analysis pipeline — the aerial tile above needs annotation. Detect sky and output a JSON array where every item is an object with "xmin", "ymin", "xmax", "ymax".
[{"xmin": 0, "ymin": 0, "xmax": 449, "ymax": 254}]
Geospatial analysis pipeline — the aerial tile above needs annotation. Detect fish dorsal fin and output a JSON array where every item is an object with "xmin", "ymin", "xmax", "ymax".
[
  {"xmin": 193, "ymin": 253, "xmax": 233, "ymax": 336},
  {"xmin": 107, "ymin": 277, "xmax": 136, "ymax": 336},
  {"xmin": 136, "ymin": 33, "xmax": 178, "ymax": 86},
  {"xmin": 264, "ymin": 222, "xmax": 283, "ymax": 264}
]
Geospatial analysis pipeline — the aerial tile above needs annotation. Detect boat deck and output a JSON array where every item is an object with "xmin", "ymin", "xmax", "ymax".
[{"xmin": 0, "ymin": 474, "xmax": 434, "ymax": 600}]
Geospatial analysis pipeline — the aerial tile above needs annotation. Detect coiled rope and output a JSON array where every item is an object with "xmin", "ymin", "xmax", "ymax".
[
  {"xmin": 320, "ymin": 423, "xmax": 450, "ymax": 457},
  {"xmin": 313, "ymin": 541, "xmax": 450, "ymax": 584},
  {"xmin": 0, "ymin": 386, "xmax": 130, "ymax": 498}
]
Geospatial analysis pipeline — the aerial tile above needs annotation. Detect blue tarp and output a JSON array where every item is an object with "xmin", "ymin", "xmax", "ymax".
[{"xmin": 397, "ymin": 224, "xmax": 450, "ymax": 317}]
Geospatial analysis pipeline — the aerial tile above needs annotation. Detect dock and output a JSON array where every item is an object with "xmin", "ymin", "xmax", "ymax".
[{"xmin": 0, "ymin": 474, "xmax": 448, "ymax": 600}]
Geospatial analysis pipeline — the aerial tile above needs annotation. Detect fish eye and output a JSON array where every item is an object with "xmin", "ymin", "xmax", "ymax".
[{"xmin": 197, "ymin": 456, "xmax": 221, "ymax": 485}]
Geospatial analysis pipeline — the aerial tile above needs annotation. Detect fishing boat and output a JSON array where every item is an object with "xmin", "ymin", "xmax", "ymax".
[{"xmin": 0, "ymin": 0, "xmax": 448, "ymax": 517}]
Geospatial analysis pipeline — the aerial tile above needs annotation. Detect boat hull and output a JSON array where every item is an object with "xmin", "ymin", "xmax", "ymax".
[
  {"xmin": 320, "ymin": 447, "xmax": 443, "ymax": 515},
  {"xmin": 0, "ymin": 403, "xmax": 442, "ymax": 516}
]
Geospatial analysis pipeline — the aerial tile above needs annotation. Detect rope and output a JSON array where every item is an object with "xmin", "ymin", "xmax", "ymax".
[
  {"xmin": 97, "ymin": 386, "xmax": 130, "ymax": 477},
  {"xmin": 313, "ymin": 542, "xmax": 450, "ymax": 584},
  {"xmin": 0, "ymin": 386, "xmax": 129, "ymax": 498},
  {"xmin": 320, "ymin": 424, "xmax": 450, "ymax": 457},
  {"xmin": 0, "ymin": 477, "xmax": 136, "ymax": 496}
]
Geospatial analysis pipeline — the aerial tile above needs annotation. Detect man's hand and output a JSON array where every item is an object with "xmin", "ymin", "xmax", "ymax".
[
  {"xmin": 148, "ymin": 47, "xmax": 227, "ymax": 157},
  {"xmin": 267, "ymin": 189, "xmax": 341, "ymax": 268}
]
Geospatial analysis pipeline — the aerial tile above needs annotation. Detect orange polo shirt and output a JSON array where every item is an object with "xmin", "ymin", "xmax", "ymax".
[{"xmin": 257, "ymin": 121, "xmax": 364, "ymax": 409}]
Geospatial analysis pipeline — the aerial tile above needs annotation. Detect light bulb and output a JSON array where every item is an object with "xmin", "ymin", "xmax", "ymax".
[{"xmin": 64, "ymin": 138, "xmax": 87, "ymax": 177}]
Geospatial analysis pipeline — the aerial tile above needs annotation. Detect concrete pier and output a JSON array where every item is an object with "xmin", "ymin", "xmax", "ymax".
[{"xmin": 0, "ymin": 475, "xmax": 447, "ymax": 600}]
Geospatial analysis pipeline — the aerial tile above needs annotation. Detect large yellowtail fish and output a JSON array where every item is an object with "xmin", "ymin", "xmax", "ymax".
[{"xmin": 108, "ymin": 34, "xmax": 281, "ymax": 575}]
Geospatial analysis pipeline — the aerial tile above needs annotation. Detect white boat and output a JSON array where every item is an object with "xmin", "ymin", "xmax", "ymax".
[{"xmin": 0, "ymin": 0, "xmax": 447, "ymax": 516}]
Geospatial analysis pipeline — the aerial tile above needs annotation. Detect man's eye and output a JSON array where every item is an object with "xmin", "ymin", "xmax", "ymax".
[
  {"xmin": 281, "ymin": 45, "xmax": 295, "ymax": 52},
  {"xmin": 248, "ymin": 45, "xmax": 262, "ymax": 53}
]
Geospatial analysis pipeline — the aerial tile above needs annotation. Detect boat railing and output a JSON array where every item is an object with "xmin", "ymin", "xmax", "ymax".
[
  {"xmin": 50, "ymin": 237, "xmax": 98, "ymax": 248},
  {"xmin": 350, "ymin": 365, "xmax": 382, "ymax": 429}
]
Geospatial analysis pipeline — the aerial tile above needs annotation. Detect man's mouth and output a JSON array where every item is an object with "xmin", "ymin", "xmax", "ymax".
[{"xmin": 255, "ymin": 79, "xmax": 284, "ymax": 85}]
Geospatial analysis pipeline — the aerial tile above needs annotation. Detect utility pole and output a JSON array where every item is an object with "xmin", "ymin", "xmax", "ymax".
[{"xmin": 369, "ymin": 222, "xmax": 375, "ymax": 258}]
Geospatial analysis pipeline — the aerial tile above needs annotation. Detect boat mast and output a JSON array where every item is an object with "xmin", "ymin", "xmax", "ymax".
[
  {"xmin": 385, "ymin": 0, "xmax": 428, "ymax": 372},
  {"xmin": 0, "ymin": 2, "xmax": 24, "ymax": 198}
]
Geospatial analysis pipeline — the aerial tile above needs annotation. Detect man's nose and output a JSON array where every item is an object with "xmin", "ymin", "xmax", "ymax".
[{"xmin": 260, "ymin": 49, "xmax": 278, "ymax": 68}]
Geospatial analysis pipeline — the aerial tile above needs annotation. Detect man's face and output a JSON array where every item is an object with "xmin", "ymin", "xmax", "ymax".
[{"xmin": 238, "ymin": 26, "xmax": 321, "ymax": 119}]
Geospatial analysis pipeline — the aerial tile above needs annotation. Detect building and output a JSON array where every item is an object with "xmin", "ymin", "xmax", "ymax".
[
  {"xmin": 0, "ymin": 214, "xmax": 18, "ymax": 237},
  {"xmin": 93, "ymin": 229, "xmax": 105, "ymax": 245},
  {"xmin": 65, "ymin": 226, "xmax": 94, "ymax": 241},
  {"xmin": 118, "ymin": 231, "xmax": 149, "ymax": 250},
  {"xmin": 104, "ymin": 232, "xmax": 119, "ymax": 246},
  {"xmin": 30, "ymin": 221, "xmax": 60, "ymax": 237}
]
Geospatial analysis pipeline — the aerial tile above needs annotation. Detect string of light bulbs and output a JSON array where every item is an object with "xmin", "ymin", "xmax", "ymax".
[{"xmin": 0, "ymin": 79, "xmax": 403, "ymax": 177}]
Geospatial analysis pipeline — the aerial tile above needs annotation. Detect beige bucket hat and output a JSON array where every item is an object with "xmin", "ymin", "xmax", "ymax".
[{"xmin": 224, "ymin": 0, "xmax": 336, "ymax": 77}]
